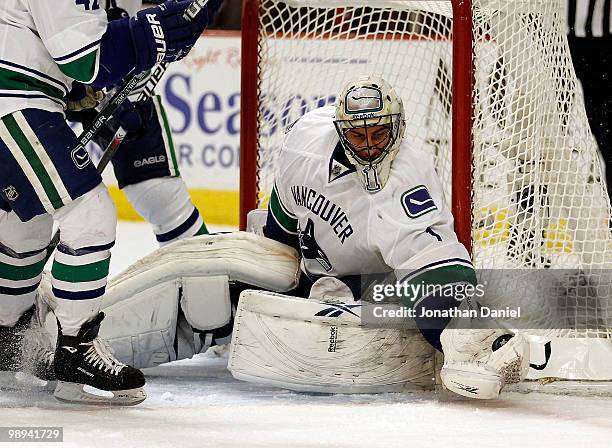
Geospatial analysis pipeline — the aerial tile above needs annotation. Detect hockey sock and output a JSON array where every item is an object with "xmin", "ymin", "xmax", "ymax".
[
  {"xmin": 51, "ymin": 184, "xmax": 116, "ymax": 336},
  {"xmin": 123, "ymin": 177, "xmax": 209, "ymax": 246},
  {"xmin": 0, "ymin": 212, "xmax": 52, "ymax": 326}
]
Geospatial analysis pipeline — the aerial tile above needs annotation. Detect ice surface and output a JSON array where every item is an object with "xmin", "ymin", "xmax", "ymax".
[{"xmin": 3, "ymin": 222, "xmax": 612, "ymax": 448}]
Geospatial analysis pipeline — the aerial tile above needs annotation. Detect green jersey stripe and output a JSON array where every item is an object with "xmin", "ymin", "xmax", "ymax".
[
  {"xmin": 57, "ymin": 50, "xmax": 99, "ymax": 83},
  {"xmin": 2, "ymin": 115, "xmax": 65, "ymax": 210},
  {"xmin": 14, "ymin": 112, "xmax": 71, "ymax": 200},
  {"xmin": 0, "ymin": 120, "xmax": 54, "ymax": 213},
  {"xmin": 0, "ymin": 67, "xmax": 65, "ymax": 101},
  {"xmin": 155, "ymin": 95, "xmax": 180, "ymax": 176},
  {"xmin": 0, "ymin": 258, "xmax": 46, "ymax": 281},
  {"xmin": 51, "ymin": 257, "xmax": 111, "ymax": 283},
  {"xmin": 270, "ymin": 185, "xmax": 298, "ymax": 234},
  {"xmin": 400, "ymin": 264, "xmax": 478, "ymax": 307}
]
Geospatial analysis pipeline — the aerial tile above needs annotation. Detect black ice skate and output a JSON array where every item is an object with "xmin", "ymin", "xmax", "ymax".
[
  {"xmin": 0, "ymin": 306, "xmax": 55, "ymax": 383},
  {"xmin": 54, "ymin": 312, "xmax": 146, "ymax": 406}
]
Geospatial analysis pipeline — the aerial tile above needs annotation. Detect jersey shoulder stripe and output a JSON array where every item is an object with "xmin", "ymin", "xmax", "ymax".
[{"xmin": 269, "ymin": 183, "xmax": 298, "ymax": 234}]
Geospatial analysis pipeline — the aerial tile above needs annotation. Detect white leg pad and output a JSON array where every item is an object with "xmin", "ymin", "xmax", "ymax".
[
  {"xmin": 180, "ymin": 275, "xmax": 231, "ymax": 331},
  {"xmin": 39, "ymin": 232, "xmax": 300, "ymax": 368},
  {"xmin": 228, "ymin": 290, "xmax": 436, "ymax": 393}
]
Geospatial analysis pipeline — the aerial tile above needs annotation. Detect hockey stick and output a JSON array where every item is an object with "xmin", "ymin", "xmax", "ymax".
[
  {"xmin": 44, "ymin": 0, "xmax": 210, "ymax": 263},
  {"xmin": 95, "ymin": 62, "xmax": 169, "ymax": 172}
]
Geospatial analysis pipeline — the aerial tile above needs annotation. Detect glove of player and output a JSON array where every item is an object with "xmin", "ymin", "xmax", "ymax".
[
  {"xmin": 130, "ymin": 0, "xmax": 223, "ymax": 72},
  {"xmin": 66, "ymin": 82, "xmax": 105, "ymax": 112},
  {"xmin": 113, "ymin": 99, "xmax": 144, "ymax": 138}
]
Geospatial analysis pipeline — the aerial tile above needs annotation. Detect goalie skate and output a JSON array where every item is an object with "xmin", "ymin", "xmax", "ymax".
[
  {"xmin": 440, "ymin": 329, "xmax": 530, "ymax": 399},
  {"xmin": 53, "ymin": 313, "xmax": 146, "ymax": 406}
]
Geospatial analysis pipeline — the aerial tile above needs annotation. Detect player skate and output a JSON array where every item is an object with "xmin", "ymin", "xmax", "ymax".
[
  {"xmin": 0, "ymin": 305, "xmax": 55, "ymax": 384},
  {"xmin": 54, "ymin": 312, "xmax": 146, "ymax": 406},
  {"xmin": 440, "ymin": 326, "xmax": 530, "ymax": 399}
]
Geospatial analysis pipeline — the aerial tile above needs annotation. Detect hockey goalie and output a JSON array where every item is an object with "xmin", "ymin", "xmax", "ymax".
[
  {"xmin": 228, "ymin": 75, "xmax": 530, "ymax": 399},
  {"xmin": 17, "ymin": 75, "xmax": 528, "ymax": 401}
]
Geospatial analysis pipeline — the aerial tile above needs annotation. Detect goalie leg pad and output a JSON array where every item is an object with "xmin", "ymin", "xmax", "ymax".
[
  {"xmin": 228, "ymin": 290, "xmax": 436, "ymax": 393},
  {"xmin": 40, "ymin": 232, "xmax": 300, "ymax": 368}
]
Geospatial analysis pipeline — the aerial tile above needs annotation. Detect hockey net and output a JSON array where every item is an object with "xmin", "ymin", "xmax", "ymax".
[{"xmin": 240, "ymin": 0, "xmax": 612, "ymax": 385}]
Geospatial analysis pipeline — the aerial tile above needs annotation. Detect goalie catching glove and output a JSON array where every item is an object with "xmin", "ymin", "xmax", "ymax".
[{"xmin": 440, "ymin": 327, "xmax": 530, "ymax": 399}]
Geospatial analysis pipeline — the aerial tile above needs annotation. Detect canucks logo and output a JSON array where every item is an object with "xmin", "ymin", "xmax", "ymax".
[
  {"xmin": 298, "ymin": 218, "xmax": 332, "ymax": 272},
  {"xmin": 71, "ymin": 144, "xmax": 91, "ymax": 170},
  {"xmin": 401, "ymin": 185, "xmax": 437, "ymax": 218}
]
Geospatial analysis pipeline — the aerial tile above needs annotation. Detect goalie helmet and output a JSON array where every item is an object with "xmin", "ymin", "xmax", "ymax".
[{"xmin": 334, "ymin": 75, "xmax": 406, "ymax": 193}]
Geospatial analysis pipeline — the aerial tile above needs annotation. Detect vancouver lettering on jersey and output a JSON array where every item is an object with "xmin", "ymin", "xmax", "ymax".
[{"xmin": 290, "ymin": 185, "xmax": 354, "ymax": 243}]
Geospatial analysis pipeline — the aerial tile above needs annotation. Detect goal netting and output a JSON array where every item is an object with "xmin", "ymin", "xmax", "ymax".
[{"xmin": 240, "ymin": 0, "xmax": 612, "ymax": 384}]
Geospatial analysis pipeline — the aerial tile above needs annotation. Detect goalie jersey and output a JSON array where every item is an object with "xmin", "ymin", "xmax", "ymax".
[
  {"xmin": 265, "ymin": 106, "xmax": 474, "ymax": 298},
  {"xmin": 0, "ymin": 0, "xmax": 107, "ymax": 118}
]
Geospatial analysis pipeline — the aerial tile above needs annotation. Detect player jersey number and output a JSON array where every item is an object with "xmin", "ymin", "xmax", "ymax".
[{"xmin": 75, "ymin": 0, "xmax": 101, "ymax": 10}]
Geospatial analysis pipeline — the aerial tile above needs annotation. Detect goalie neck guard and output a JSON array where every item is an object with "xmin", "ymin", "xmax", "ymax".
[{"xmin": 333, "ymin": 75, "xmax": 406, "ymax": 193}]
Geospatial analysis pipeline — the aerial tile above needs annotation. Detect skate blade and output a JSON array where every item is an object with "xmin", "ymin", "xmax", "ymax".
[
  {"xmin": 0, "ymin": 371, "xmax": 53, "ymax": 391},
  {"xmin": 54, "ymin": 381, "xmax": 146, "ymax": 406}
]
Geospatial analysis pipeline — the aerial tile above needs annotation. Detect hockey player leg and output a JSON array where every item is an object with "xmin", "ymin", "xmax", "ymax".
[
  {"xmin": 51, "ymin": 184, "xmax": 145, "ymax": 406},
  {"xmin": 124, "ymin": 177, "xmax": 208, "ymax": 245},
  {"xmin": 109, "ymin": 96, "xmax": 208, "ymax": 245},
  {"xmin": 0, "ymin": 210, "xmax": 55, "ymax": 380}
]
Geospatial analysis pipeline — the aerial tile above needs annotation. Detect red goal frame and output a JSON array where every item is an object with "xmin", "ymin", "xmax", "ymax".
[{"xmin": 239, "ymin": 0, "xmax": 474, "ymax": 255}]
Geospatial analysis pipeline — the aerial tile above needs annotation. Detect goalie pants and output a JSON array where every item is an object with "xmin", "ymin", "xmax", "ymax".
[
  {"xmin": 568, "ymin": 36, "xmax": 612, "ymax": 204},
  {"xmin": 94, "ymin": 96, "xmax": 208, "ymax": 244},
  {"xmin": 0, "ymin": 110, "xmax": 115, "ymax": 334}
]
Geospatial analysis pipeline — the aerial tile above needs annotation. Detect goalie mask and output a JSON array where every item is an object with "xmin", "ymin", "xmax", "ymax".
[{"xmin": 334, "ymin": 75, "xmax": 406, "ymax": 193}]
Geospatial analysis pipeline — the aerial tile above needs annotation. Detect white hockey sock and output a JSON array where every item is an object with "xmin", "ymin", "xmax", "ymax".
[
  {"xmin": 0, "ymin": 211, "xmax": 52, "ymax": 326},
  {"xmin": 123, "ymin": 177, "xmax": 208, "ymax": 246},
  {"xmin": 51, "ymin": 184, "xmax": 116, "ymax": 336}
]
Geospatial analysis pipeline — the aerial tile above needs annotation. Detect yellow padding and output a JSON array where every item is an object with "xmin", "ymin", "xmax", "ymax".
[{"xmin": 108, "ymin": 186, "xmax": 239, "ymax": 226}]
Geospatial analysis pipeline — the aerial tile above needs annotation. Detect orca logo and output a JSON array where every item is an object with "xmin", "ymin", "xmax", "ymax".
[
  {"xmin": 298, "ymin": 218, "xmax": 332, "ymax": 272},
  {"xmin": 529, "ymin": 341, "xmax": 552, "ymax": 371}
]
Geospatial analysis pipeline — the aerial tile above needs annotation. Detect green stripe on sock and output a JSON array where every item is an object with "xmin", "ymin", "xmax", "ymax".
[
  {"xmin": 270, "ymin": 186, "xmax": 297, "ymax": 233},
  {"xmin": 52, "ymin": 257, "xmax": 110, "ymax": 283},
  {"xmin": 0, "ymin": 258, "xmax": 46, "ymax": 281},
  {"xmin": 156, "ymin": 96, "xmax": 180, "ymax": 176},
  {"xmin": 2, "ymin": 115, "xmax": 64, "ymax": 210}
]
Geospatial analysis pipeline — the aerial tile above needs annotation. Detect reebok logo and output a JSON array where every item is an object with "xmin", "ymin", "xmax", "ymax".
[
  {"xmin": 134, "ymin": 155, "xmax": 166, "ymax": 168},
  {"xmin": 146, "ymin": 13, "xmax": 166, "ymax": 63},
  {"xmin": 62, "ymin": 346, "xmax": 77, "ymax": 354},
  {"xmin": 328, "ymin": 326, "xmax": 338, "ymax": 352}
]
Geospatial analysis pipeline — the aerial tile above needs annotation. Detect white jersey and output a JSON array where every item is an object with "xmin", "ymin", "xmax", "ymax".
[
  {"xmin": 269, "ymin": 106, "xmax": 472, "ymax": 291},
  {"xmin": 0, "ymin": 0, "xmax": 107, "ymax": 118}
]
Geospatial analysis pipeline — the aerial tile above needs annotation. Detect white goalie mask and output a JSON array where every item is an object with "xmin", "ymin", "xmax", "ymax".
[{"xmin": 334, "ymin": 75, "xmax": 406, "ymax": 193}]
